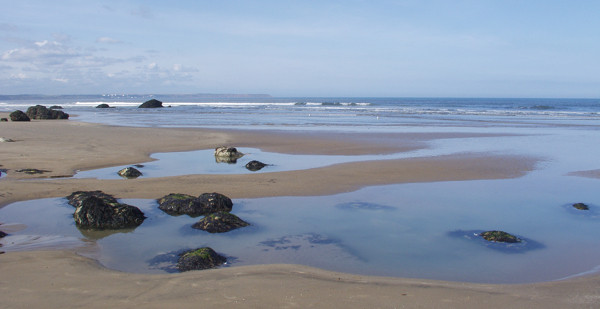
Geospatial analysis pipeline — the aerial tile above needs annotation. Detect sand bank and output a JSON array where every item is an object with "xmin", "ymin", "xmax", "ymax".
[{"xmin": 2, "ymin": 116, "xmax": 598, "ymax": 308}]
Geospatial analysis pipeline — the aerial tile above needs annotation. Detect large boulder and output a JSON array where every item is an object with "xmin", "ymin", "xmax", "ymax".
[
  {"xmin": 66, "ymin": 190, "xmax": 118, "ymax": 208},
  {"xmin": 157, "ymin": 192, "xmax": 233, "ymax": 216},
  {"xmin": 245, "ymin": 160, "xmax": 267, "ymax": 171},
  {"xmin": 26, "ymin": 105, "xmax": 69, "ymax": 119},
  {"xmin": 177, "ymin": 247, "xmax": 226, "ymax": 272},
  {"xmin": 191, "ymin": 211, "xmax": 250, "ymax": 233},
  {"xmin": 73, "ymin": 196, "xmax": 146, "ymax": 229},
  {"xmin": 214, "ymin": 146, "xmax": 244, "ymax": 158},
  {"xmin": 9, "ymin": 110, "xmax": 30, "ymax": 121},
  {"xmin": 479, "ymin": 231, "xmax": 521, "ymax": 243},
  {"xmin": 138, "ymin": 99, "xmax": 163, "ymax": 108},
  {"xmin": 117, "ymin": 167, "xmax": 142, "ymax": 179}
]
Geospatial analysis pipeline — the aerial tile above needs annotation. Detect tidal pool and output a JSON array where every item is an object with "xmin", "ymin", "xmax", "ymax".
[{"xmin": 2, "ymin": 169, "xmax": 600, "ymax": 284}]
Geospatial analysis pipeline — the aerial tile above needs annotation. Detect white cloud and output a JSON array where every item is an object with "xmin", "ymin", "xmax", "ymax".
[
  {"xmin": 96, "ymin": 37, "xmax": 123, "ymax": 44},
  {"xmin": 147, "ymin": 62, "xmax": 158, "ymax": 70},
  {"xmin": 52, "ymin": 78, "xmax": 68, "ymax": 83},
  {"xmin": 172, "ymin": 63, "xmax": 199, "ymax": 72},
  {"xmin": 2, "ymin": 41, "xmax": 80, "ymax": 66},
  {"xmin": 10, "ymin": 73, "xmax": 28, "ymax": 79}
]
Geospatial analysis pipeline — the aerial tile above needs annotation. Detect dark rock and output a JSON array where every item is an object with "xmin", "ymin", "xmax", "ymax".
[
  {"xmin": 157, "ymin": 192, "xmax": 233, "ymax": 216},
  {"xmin": 573, "ymin": 203, "xmax": 589, "ymax": 210},
  {"xmin": 26, "ymin": 105, "xmax": 69, "ymax": 119},
  {"xmin": 15, "ymin": 168, "xmax": 51, "ymax": 174},
  {"xmin": 117, "ymin": 167, "xmax": 142, "ymax": 179},
  {"xmin": 73, "ymin": 196, "xmax": 146, "ymax": 229},
  {"xmin": 0, "ymin": 118, "xmax": 8, "ymax": 122},
  {"xmin": 191, "ymin": 211, "xmax": 250, "ymax": 233},
  {"xmin": 245, "ymin": 160, "xmax": 267, "ymax": 171},
  {"xmin": 138, "ymin": 99, "xmax": 163, "ymax": 108},
  {"xmin": 447, "ymin": 229, "xmax": 544, "ymax": 253},
  {"xmin": 66, "ymin": 190, "xmax": 118, "ymax": 208},
  {"xmin": 177, "ymin": 247, "xmax": 226, "ymax": 271},
  {"xmin": 214, "ymin": 146, "xmax": 244, "ymax": 158},
  {"xmin": 480, "ymin": 230, "xmax": 521, "ymax": 243},
  {"xmin": 0, "ymin": 230, "xmax": 7, "ymax": 238},
  {"xmin": 49, "ymin": 105, "xmax": 63, "ymax": 109},
  {"xmin": 9, "ymin": 110, "xmax": 30, "ymax": 121},
  {"xmin": 133, "ymin": 164, "xmax": 145, "ymax": 168},
  {"xmin": 96, "ymin": 103, "xmax": 111, "ymax": 108}
]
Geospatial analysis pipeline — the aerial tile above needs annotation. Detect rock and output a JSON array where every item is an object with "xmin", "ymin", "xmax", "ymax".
[
  {"xmin": 214, "ymin": 146, "xmax": 244, "ymax": 158},
  {"xmin": 96, "ymin": 103, "xmax": 111, "ymax": 108},
  {"xmin": 9, "ymin": 110, "xmax": 30, "ymax": 121},
  {"xmin": 215, "ymin": 156, "xmax": 239, "ymax": 164},
  {"xmin": 573, "ymin": 203, "xmax": 589, "ymax": 210},
  {"xmin": 191, "ymin": 211, "xmax": 250, "ymax": 233},
  {"xmin": 138, "ymin": 99, "xmax": 163, "ymax": 108},
  {"xmin": 245, "ymin": 160, "xmax": 267, "ymax": 171},
  {"xmin": 479, "ymin": 231, "xmax": 521, "ymax": 243},
  {"xmin": 0, "ymin": 137, "xmax": 14, "ymax": 142},
  {"xmin": 26, "ymin": 105, "xmax": 69, "ymax": 119},
  {"xmin": 49, "ymin": 105, "xmax": 63, "ymax": 109},
  {"xmin": 0, "ymin": 118, "xmax": 7, "ymax": 122},
  {"xmin": 73, "ymin": 196, "xmax": 146, "ymax": 229},
  {"xmin": 133, "ymin": 164, "xmax": 145, "ymax": 168},
  {"xmin": 66, "ymin": 190, "xmax": 118, "ymax": 208},
  {"xmin": 177, "ymin": 247, "xmax": 226, "ymax": 272},
  {"xmin": 0, "ymin": 230, "xmax": 7, "ymax": 238},
  {"xmin": 15, "ymin": 168, "xmax": 51, "ymax": 174},
  {"xmin": 157, "ymin": 192, "xmax": 233, "ymax": 216},
  {"xmin": 117, "ymin": 167, "xmax": 142, "ymax": 179}
]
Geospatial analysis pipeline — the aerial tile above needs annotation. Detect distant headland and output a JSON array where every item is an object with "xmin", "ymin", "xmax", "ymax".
[{"xmin": 0, "ymin": 93, "xmax": 273, "ymax": 100}]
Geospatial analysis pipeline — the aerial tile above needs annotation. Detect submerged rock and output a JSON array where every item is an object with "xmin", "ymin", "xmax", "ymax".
[
  {"xmin": 573, "ymin": 203, "xmax": 589, "ymax": 210},
  {"xmin": 191, "ymin": 212, "xmax": 250, "ymax": 233},
  {"xmin": 480, "ymin": 230, "xmax": 521, "ymax": 243},
  {"xmin": 214, "ymin": 146, "xmax": 244, "ymax": 158},
  {"xmin": 245, "ymin": 160, "xmax": 267, "ymax": 171},
  {"xmin": 157, "ymin": 192, "xmax": 233, "ymax": 216},
  {"xmin": 177, "ymin": 247, "xmax": 226, "ymax": 271},
  {"xmin": 15, "ymin": 168, "xmax": 51, "ymax": 174},
  {"xmin": 96, "ymin": 103, "xmax": 111, "ymax": 108},
  {"xmin": 138, "ymin": 99, "xmax": 163, "ymax": 108},
  {"xmin": 66, "ymin": 190, "xmax": 118, "ymax": 208},
  {"xmin": 117, "ymin": 167, "xmax": 142, "ymax": 179},
  {"xmin": 73, "ymin": 196, "xmax": 146, "ymax": 229},
  {"xmin": 9, "ymin": 110, "xmax": 30, "ymax": 121},
  {"xmin": 26, "ymin": 105, "xmax": 69, "ymax": 119}
]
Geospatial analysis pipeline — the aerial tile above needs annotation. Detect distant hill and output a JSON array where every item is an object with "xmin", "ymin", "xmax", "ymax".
[{"xmin": 0, "ymin": 93, "xmax": 273, "ymax": 100}]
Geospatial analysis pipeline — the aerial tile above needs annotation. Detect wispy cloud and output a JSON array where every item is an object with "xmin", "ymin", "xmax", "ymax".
[
  {"xmin": 131, "ymin": 6, "xmax": 153, "ymax": 19},
  {"xmin": 0, "ymin": 23, "xmax": 20, "ymax": 32},
  {"xmin": 96, "ymin": 37, "xmax": 124, "ymax": 44},
  {"xmin": 2, "ymin": 41, "xmax": 80, "ymax": 66}
]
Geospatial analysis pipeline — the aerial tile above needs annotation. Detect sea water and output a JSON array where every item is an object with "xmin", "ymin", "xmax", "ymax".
[{"xmin": 1, "ymin": 97, "xmax": 600, "ymax": 283}]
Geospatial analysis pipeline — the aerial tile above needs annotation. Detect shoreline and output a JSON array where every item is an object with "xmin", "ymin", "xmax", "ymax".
[{"xmin": 1, "ymin": 115, "xmax": 599, "ymax": 308}]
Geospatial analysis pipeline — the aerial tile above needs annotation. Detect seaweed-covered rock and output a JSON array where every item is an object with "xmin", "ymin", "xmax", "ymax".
[
  {"xmin": 573, "ymin": 203, "xmax": 589, "ymax": 210},
  {"xmin": 96, "ymin": 103, "xmax": 111, "ymax": 108},
  {"xmin": 26, "ymin": 105, "xmax": 69, "ymax": 119},
  {"xmin": 480, "ymin": 231, "xmax": 521, "ymax": 243},
  {"xmin": 0, "ymin": 118, "xmax": 8, "ymax": 122},
  {"xmin": 157, "ymin": 192, "xmax": 233, "ymax": 216},
  {"xmin": 214, "ymin": 146, "xmax": 244, "ymax": 158},
  {"xmin": 9, "ymin": 110, "xmax": 30, "ymax": 121},
  {"xmin": 73, "ymin": 196, "xmax": 146, "ymax": 229},
  {"xmin": 191, "ymin": 212, "xmax": 250, "ymax": 233},
  {"xmin": 15, "ymin": 168, "xmax": 51, "ymax": 174},
  {"xmin": 117, "ymin": 167, "xmax": 142, "ymax": 179},
  {"xmin": 66, "ymin": 190, "xmax": 118, "ymax": 208},
  {"xmin": 138, "ymin": 99, "xmax": 163, "ymax": 108},
  {"xmin": 245, "ymin": 160, "xmax": 267, "ymax": 171},
  {"xmin": 177, "ymin": 247, "xmax": 226, "ymax": 271}
]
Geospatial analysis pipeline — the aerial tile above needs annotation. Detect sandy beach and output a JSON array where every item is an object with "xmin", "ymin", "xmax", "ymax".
[{"xmin": 1, "ymin": 114, "xmax": 599, "ymax": 308}]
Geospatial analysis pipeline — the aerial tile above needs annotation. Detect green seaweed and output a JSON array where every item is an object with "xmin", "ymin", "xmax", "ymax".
[
  {"xmin": 480, "ymin": 231, "xmax": 521, "ymax": 243},
  {"xmin": 573, "ymin": 203, "xmax": 589, "ymax": 211}
]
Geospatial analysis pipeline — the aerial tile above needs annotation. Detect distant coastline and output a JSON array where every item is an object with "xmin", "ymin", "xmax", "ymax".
[{"xmin": 0, "ymin": 93, "xmax": 273, "ymax": 100}]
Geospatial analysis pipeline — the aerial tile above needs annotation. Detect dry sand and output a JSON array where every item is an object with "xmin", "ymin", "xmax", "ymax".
[{"xmin": 1, "ymin": 115, "xmax": 599, "ymax": 308}]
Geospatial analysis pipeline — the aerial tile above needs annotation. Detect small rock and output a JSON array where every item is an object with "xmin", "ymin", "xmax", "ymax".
[
  {"xmin": 15, "ymin": 168, "xmax": 51, "ymax": 174},
  {"xmin": 573, "ymin": 203, "xmax": 589, "ymax": 210},
  {"xmin": 191, "ymin": 212, "xmax": 250, "ymax": 233},
  {"xmin": 117, "ymin": 167, "xmax": 142, "ymax": 179},
  {"xmin": 96, "ymin": 103, "xmax": 111, "ymax": 108},
  {"xmin": 245, "ymin": 160, "xmax": 267, "ymax": 171},
  {"xmin": 177, "ymin": 247, "xmax": 226, "ymax": 271},
  {"xmin": 214, "ymin": 146, "xmax": 244, "ymax": 158},
  {"xmin": 0, "ymin": 137, "xmax": 14, "ymax": 142},
  {"xmin": 9, "ymin": 110, "xmax": 30, "ymax": 121},
  {"xmin": 480, "ymin": 231, "xmax": 521, "ymax": 243},
  {"xmin": 138, "ymin": 99, "xmax": 163, "ymax": 108},
  {"xmin": 73, "ymin": 196, "xmax": 146, "ymax": 229},
  {"xmin": 0, "ymin": 230, "xmax": 7, "ymax": 238}
]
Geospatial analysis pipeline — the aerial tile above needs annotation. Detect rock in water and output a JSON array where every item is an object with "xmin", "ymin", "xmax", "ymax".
[
  {"xmin": 66, "ymin": 190, "xmax": 118, "ymax": 208},
  {"xmin": 157, "ymin": 192, "xmax": 233, "ymax": 216},
  {"xmin": 1, "ymin": 118, "xmax": 8, "ymax": 122},
  {"xmin": 26, "ymin": 105, "xmax": 69, "ymax": 119},
  {"xmin": 214, "ymin": 146, "xmax": 244, "ymax": 158},
  {"xmin": 479, "ymin": 231, "xmax": 521, "ymax": 243},
  {"xmin": 138, "ymin": 99, "xmax": 163, "ymax": 108},
  {"xmin": 177, "ymin": 247, "xmax": 226, "ymax": 271},
  {"xmin": 191, "ymin": 211, "xmax": 250, "ymax": 233},
  {"xmin": 117, "ymin": 167, "xmax": 143, "ymax": 178},
  {"xmin": 245, "ymin": 160, "xmax": 267, "ymax": 171},
  {"xmin": 73, "ymin": 196, "xmax": 146, "ymax": 229},
  {"xmin": 49, "ymin": 105, "xmax": 63, "ymax": 109},
  {"xmin": 96, "ymin": 103, "xmax": 111, "ymax": 108},
  {"xmin": 573, "ymin": 203, "xmax": 589, "ymax": 210},
  {"xmin": 9, "ymin": 110, "xmax": 30, "ymax": 121}
]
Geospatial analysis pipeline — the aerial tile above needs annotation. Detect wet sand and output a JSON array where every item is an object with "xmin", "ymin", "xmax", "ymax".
[{"xmin": 1, "ymin": 114, "xmax": 599, "ymax": 308}]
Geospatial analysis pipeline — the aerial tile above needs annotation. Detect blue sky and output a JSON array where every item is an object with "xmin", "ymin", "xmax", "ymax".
[{"xmin": 1, "ymin": 0, "xmax": 599, "ymax": 97}]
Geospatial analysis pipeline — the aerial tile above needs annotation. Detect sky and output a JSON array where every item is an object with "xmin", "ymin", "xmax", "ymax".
[{"xmin": 0, "ymin": 0, "xmax": 599, "ymax": 98}]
